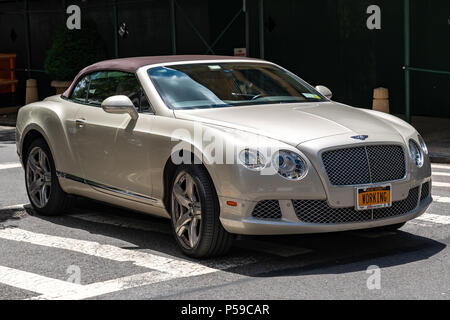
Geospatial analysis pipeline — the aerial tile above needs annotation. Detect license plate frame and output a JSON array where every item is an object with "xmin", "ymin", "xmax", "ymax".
[{"xmin": 356, "ymin": 184, "xmax": 392, "ymax": 211}]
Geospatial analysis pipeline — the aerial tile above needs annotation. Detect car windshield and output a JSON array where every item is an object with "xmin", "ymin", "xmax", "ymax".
[{"xmin": 147, "ymin": 62, "xmax": 325, "ymax": 109}]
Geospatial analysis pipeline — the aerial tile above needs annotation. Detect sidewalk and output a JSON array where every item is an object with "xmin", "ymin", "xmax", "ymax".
[
  {"xmin": 0, "ymin": 108, "xmax": 449, "ymax": 163},
  {"xmin": 0, "ymin": 106, "xmax": 19, "ymax": 126}
]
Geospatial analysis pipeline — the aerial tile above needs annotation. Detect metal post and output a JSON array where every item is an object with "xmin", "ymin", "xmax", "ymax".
[
  {"xmin": 404, "ymin": 0, "xmax": 411, "ymax": 123},
  {"xmin": 24, "ymin": 0, "xmax": 31, "ymax": 78},
  {"xmin": 259, "ymin": 0, "xmax": 264, "ymax": 59},
  {"xmin": 113, "ymin": 0, "xmax": 119, "ymax": 58},
  {"xmin": 170, "ymin": 0, "xmax": 177, "ymax": 54},
  {"xmin": 244, "ymin": 0, "xmax": 250, "ymax": 57},
  {"xmin": 62, "ymin": 0, "xmax": 66, "ymax": 20}
]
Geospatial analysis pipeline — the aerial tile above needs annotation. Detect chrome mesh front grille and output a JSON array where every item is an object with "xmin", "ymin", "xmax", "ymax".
[
  {"xmin": 251, "ymin": 200, "xmax": 282, "ymax": 220},
  {"xmin": 292, "ymin": 200, "xmax": 371, "ymax": 224},
  {"xmin": 322, "ymin": 147, "xmax": 370, "ymax": 185},
  {"xmin": 420, "ymin": 182, "xmax": 430, "ymax": 202},
  {"xmin": 321, "ymin": 145, "xmax": 406, "ymax": 186},
  {"xmin": 293, "ymin": 187, "xmax": 419, "ymax": 224},
  {"xmin": 373, "ymin": 187, "xmax": 419, "ymax": 220}
]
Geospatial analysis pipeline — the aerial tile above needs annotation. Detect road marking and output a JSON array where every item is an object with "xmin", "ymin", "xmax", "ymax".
[
  {"xmin": 0, "ymin": 228, "xmax": 260, "ymax": 299},
  {"xmin": 0, "ymin": 265, "xmax": 190, "ymax": 300},
  {"xmin": 433, "ymin": 172, "xmax": 450, "ymax": 177},
  {"xmin": 0, "ymin": 162, "xmax": 21, "ymax": 170},
  {"xmin": 434, "ymin": 196, "xmax": 450, "ymax": 203},
  {"xmin": 0, "ymin": 265, "xmax": 81, "ymax": 296},
  {"xmin": 69, "ymin": 213, "xmax": 171, "ymax": 234},
  {"xmin": 1, "ymin": 203, "xmax": 27, "ymax": 210},
  {"xmin": 30, "ymin": 270, "xmax": 169, "ymax": 300},
  {"xmin": 416, "ymin": 213, "xmax": 450, "ymax": 225},
  {"xmin": 0, "ymin": 228, "xmax": 257, "ymax": 276},
  {"xmin": 71, "ymin": 213, "xmax": 313, "ymax": 257},
  {"xmin": 433, "ymin": 182, "xmax": 450, "ymax": 188},
  {"xmin": 432, "ymin": 164, "xmax": 450, "ymax": 170}
]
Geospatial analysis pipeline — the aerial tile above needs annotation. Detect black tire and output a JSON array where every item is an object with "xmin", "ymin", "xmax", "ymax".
[
  {"xmin": 169, "ymin": 165, "xmax": 234, "ymax": 258},
  {"xmin": 24, "ymin": 138, "xmax": 72, "ymax": 216}
]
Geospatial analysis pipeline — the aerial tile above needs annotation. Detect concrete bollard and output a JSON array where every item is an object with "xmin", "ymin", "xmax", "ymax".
[
  {"xmin": 372, "ymin": 87, "xmax": 389, "ymax": 113},
  {"xmin": 25, "ymin": 79, "xmax": 38, "ymax": 105}
]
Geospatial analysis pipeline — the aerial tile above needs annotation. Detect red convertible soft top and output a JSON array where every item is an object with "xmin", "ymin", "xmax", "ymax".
[{"xmin": 62, "ymin": 55, "xmax": 262, "ymax": 98}]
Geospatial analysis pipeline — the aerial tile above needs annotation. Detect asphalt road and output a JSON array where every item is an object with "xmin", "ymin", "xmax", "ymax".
[{"xmin": 0, "ymin": 125, "xmax": 449, "ymax": 300}]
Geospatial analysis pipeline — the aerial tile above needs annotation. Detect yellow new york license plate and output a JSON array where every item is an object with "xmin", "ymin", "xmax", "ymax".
[{"xmin": 356, "ymin": 185, "xmax": 392, "ymax": 210}]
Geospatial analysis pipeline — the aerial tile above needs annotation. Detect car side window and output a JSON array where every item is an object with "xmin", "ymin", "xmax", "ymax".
[
  {"xmin": 87, "ymin": 71, "xmax": 116, "ymax": 106},
  {"xmin": 70, "ymin": 76, "xmax": 90, "ymax": 103},
  {"xmin": 86, "ymin": 71, "xmax": 152, "ymax": 113},
  {"xmin": 139, "ymin": 89, "xmax": 151, "ymax": 113}
]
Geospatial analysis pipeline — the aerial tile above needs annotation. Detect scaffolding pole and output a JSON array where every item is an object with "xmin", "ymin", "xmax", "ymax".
[
  {"xmin": 170, "ymin": 0, "xmax": 177, "ymax": 54},
  {"xmin": 23, "ymin": 0, "xmax": 31, "ymax": 78},
  {"xmin": 259, "ymin": 0, "xmax": 264, "ymax": 59},
  {"xmin": 404, "ymin": 0, "xmax": 411, "ymax": 123},
  {"xmin": 113, "ymin": 0, "xmax": 119, "ymax": 58}
]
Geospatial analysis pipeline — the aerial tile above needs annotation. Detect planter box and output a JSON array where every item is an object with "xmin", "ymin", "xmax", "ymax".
[{"xmin": 0, "ymin": 53, "xmax": 17, "ymax": 94}]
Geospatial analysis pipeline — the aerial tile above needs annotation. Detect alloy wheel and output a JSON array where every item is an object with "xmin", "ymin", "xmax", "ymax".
[
  {"xmin": 26, "ymin": 146, "xmax": 52, "ymax": 208},
  {"xmin": 171, "ymin": 171, "xmax": 202, "ymax": 249}
]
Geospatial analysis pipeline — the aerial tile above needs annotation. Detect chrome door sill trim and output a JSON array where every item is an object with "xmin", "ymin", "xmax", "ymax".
[{"xmin": 56, "ymin": 171, "xmax": 158, "ymax": 203}]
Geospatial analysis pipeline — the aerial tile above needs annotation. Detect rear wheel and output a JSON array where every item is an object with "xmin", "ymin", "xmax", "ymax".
[
  {"xmin": 24, "ymin": 138, "xmax": 72, "ymax": 216},
  {"xmin": 170, "ymin": 165, "xmax": 234, "ymax": 258}
]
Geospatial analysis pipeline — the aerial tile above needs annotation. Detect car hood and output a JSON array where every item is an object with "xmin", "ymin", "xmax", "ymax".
[{"xmin": 173, "ymin": 101, "xmax": 405, "ymax": 146}]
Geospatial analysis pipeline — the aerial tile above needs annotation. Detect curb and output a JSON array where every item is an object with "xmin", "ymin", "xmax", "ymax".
[
  {"xmin": 0, "ymin": 117, "xmax": 16, "ymax": 127},
  {"xmin": 0, "ymin": 122, "xmax": 16, "ymax": 127}
]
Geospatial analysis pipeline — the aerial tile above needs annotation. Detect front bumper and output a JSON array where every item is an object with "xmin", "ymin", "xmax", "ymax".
[
  {"xmin": 219, "ymin": 179, "xmax": 432, "ymax": 235},
  {"xmin": 213, "ymin": 133, "xmax": 433, "ymax": 235}
]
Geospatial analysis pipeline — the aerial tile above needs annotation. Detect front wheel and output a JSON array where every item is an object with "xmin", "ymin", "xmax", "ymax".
[{"xmin": 170, "ymin": 165, "xmax": 234, "ymax": 258}]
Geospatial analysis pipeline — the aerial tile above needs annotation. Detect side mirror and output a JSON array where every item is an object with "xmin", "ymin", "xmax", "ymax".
[
  {"xmin": 315, "ymin": 85, "xmax": 332, "ymax": 100},
  {"xmin": 101, "ymin": 95, "xmax": 139, "ymax": 120}
]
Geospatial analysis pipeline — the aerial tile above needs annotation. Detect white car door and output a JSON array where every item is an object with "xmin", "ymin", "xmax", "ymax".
[{"xmin": 70, "ymin": 71, "xmax": 154, "ymax": 199}]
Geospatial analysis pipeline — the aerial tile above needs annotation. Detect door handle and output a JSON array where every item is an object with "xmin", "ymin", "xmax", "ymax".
[{"xmin": 75, "ymin": 118, "xmax": 87, "ymax": 128}]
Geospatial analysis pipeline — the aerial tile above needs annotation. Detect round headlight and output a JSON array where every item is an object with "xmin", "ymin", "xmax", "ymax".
[
  {"xmin": 418, "ymin": 135, "xmax": 428, "ymax": 154},
  {"xmin": 409, "ymin": 139, "xmax": 423, "ymax": 167},
  {"xmin": 239, "ymin": 149, "xmax": 266, "ymax": 170},
  {"xmin": 273, "ymin": 150, "xmax": 308, "ymax": 180}
]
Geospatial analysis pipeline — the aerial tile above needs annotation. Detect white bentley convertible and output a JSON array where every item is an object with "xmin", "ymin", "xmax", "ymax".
[{"xmin": 16, "ymin": 55, "xmax": 432, "ymax": 257}]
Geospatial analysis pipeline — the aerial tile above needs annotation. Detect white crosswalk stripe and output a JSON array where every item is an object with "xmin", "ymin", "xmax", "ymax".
[
  {"xmin": 0, "ymin": 162, "xmax": 21, "ymax": 170},
  {"xmin": 433, "ymin": 172, "xmax": 450, "ymax": 177},
  {"xmin": 431, "ymin": 164, "xmax": 450, "ymax": 170},
  {"xmin": 0, "ymin": 227, "xmax": 259, "ymax": 300},
  {"xmin": 0, "ymin": 265, "xmax": 82, "ymax": 297},
  {"xmin": 433, "ymin": 195, "xmax": 450, "ymax": 203},
  {"xmin": 69, "ymin": 212, "xmax": 171, "ymax": 234},
  {"xmin": 2, "ymin": 203, "xmax": 28, "ymax": 210},
  {"xmin": 30, "ymin": 271, "xmax": 170, "ymax": 300},
  {"xmin": 0, "ymin": 228, "xmax": 257, "ymax": 276},
  {"xmin": 68, "ymin": 212, "xmax": 313, "ymax": 257},
  {"xmin": 433, "ymin": 182, "xmax": 450, "ymax": 188},
  {"xmin": 415, "ymin": 213, "xmax": 450, "ymax": 225}
]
